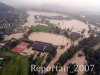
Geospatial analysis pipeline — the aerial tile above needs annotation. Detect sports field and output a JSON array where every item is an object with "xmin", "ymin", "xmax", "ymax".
[
  {"xmin": 11, "ymin": 42, "xmax": 29, "ymax": 53},
  {"xmin": 31, "ymin": 24, "xmax": 52, "ymax": 32},
  {"xmin": 0, "ymin": 52, "xmax": 29, "ymax": 75}
]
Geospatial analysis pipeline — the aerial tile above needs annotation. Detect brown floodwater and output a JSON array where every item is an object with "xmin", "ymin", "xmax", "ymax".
[
  {"xmin": 4, "ymin": 33, "xmax": 24, "ymax": 40},
  {"xmin": 57, "ymin": 50, "xmax": 87, "ymax": 75},
  {"xmin": 5, "ymin": 11, "xmax": 100, "ymax": 40},
  {"xmin": 28, "ymin": 32, "xmax": 70, "ymax": 45},
  {"xmin": 4, "ymin": 11, "xmax": 99, "ymax": 75}
]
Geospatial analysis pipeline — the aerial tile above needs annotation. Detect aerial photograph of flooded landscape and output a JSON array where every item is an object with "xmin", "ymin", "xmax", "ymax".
[{"xmin": 0, "ymin": 0, "xmax": 100, "ymax": 75}]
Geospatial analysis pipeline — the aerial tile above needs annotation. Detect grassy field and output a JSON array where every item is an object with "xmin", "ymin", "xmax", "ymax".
[
  {"xmin": 31, "ymin": 24, "xmax": 52, "ymax": 32},
  {"xmin": 0, "ymin": 52, "xmax": 29, "ymax": 75}
]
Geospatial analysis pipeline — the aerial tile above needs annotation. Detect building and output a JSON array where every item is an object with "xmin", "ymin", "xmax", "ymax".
[{"xmin": 32, "ymin": 41, "xmax": 55, "ymax": 52}]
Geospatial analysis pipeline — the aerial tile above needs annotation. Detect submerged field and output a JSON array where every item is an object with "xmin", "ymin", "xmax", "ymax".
[
  {"xmin": 0, "ymin": 52, "xmax": 29, "ymax": 75},
  {"xmin": 31, "ymin": 25, "xmax": 52, "ymax": 32},
  {"xmin": 28, "ymin": 32, "xmax": 70, "ymax": 45}
]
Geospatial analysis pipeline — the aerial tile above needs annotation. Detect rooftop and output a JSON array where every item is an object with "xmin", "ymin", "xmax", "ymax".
[{"xmin": 32, "ymin": 41, "xmax": 54, "ymax": 52}]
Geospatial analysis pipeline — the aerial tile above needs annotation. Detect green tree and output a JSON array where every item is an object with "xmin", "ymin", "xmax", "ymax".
[{"xmin": 67, "ymin": 63, "xmax": 78, "ymax": 75}]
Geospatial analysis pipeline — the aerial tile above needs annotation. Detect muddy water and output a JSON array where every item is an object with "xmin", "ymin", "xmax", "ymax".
[
  {"xmin": 28, "ymin": 11, "xmax": 69, "ymax": 17},
  {"xmin": 22, "ymin": 11, "xmax": 68, "ymax": 27},
  {"xmin": 26, "ymin": 11, "xmax": 91, "ymax": 75},
  {"xmin": 57, "ymin": 50, "xmax": 87, "ymax": 75},
  {"xmin": 5, "ymin": 11, "xmax": 100, "ymax": 40},
  {"xmin": 28, "ymin": 32, "xmax": 70, "ymax": 45},
  {"xmin": 25, "ymin": 11, "xmax": 100, "ymax": 37},
  {"xmin": 4, "ymin": 33, "xmax": 24, "ymax": 40},
  {"xmin": 50, "ymin": 19, "xmax": 89, "ymax": 32},
  {"xmin": 22, "ymin": 11, "xmax": 35, "ymax": 27},
  {"xmin": 4, "ymin": 11, "xmax": 98, "ymax": 75}
]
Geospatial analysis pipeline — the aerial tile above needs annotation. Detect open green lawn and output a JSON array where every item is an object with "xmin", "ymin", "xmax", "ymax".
[
  {"xmin": 31, "ymin": 24, "xmax": 52, "ymax": 32},
  {"xmin": 0, "ymin": 52, "xmax": 29, "ymax": 75}
]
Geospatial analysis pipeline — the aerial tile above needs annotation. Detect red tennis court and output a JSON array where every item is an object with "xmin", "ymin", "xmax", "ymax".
[{"xmin": 11, "ymin": 42, "xmax": 29, "ymax": 53}]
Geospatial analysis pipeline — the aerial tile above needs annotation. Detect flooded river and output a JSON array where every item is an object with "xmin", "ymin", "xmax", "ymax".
[{"xmin": 5, "ymin": 11, "xmax": 100, "ymax": 40}]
